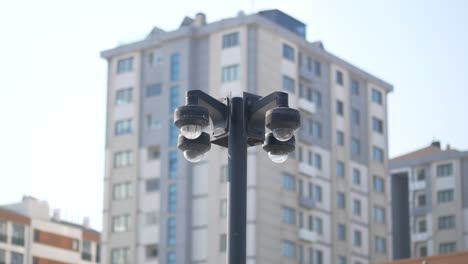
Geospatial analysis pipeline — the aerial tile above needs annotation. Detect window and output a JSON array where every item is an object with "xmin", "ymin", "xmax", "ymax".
[
  {"xmin": 336, "ymin": 161, "xmax": 345, "ymax": 177},
  {"xmin": 298, "ymin": 245, "xmax": 304, "ymax": 264},
  {"xmin": 336, "ymin": 100, "xmax": 344, "ymax": 115},
  {"xmin": 167, "ymin": 218, "xmax": 176, "ymax": 246},
  {"xmin": 147, "ymin": 146, "xmax": 160, "ymax": 160},
  {"xmin": 10, "ymin": 252, "xmax": 23, "ymax": 264},
  {"xmin": 298, "ymin": 147, "xmax": 303, "ymax": 162},
  {"xmin": 353, "ymin": 230, "xmax": 362, "ymax": 247},
  {"xmin": 282, "ymin": 206, "xmax": 296, "ymax": 225},
  {"xmin": 373, "ymin": 146, "xmax": 384, "ymax": 163},
  {"xmin": 111, "ymin": 248, "xmax": 129, "ymax": 264},
  {"xmin": 373, "ymin": 176, "xmax": 385, "ymax": 193},
  {"xmin": 372, "ymin": 117, "xmax": 383, "ymax": 133},
  {"xmin": 351, "ymin": 108, "xmax": 360, "ymax": 125},
  {"xmin": 438, "ymin": 215, "xmax": 455, "ymax": 230},
  {"xmin": 115, "ymin": 119, "xmax": 132, "ymax": 136},
  {"xmin": 420, "ymin": 247, "xmax": 428, "ymax": 257},
  {"xmin": 170, "ymin": 53, "xmax": 180, "ymax": 81},
  {"xmin": 417, "ymin": 218, "xmax": 427, "ymax": 233},
  {"xmin": 113, "ymin": 182, "xmax": 132, "ymax": 200},
  {"xmin": 146, "ymin": 115, "xmax": 161, "ymax": 130},
  {"xmin": 11, "ymin": 224, "xmax": 24, "ymax": 246},
  {"xmin": 114, "ymin": 151, "xmax": 133, "ymax": 168},
  {"xmin": 439, "ymin": 242, "xmax": 456, "ymax": 254},
  {"xmin": 82, "ymin": 240, "xmax": 92, "ymax": 261},
  {"xmin": 417, "ymin": 194, "xmax": 426, "ymax": 207},
  {"xmin": 311, "ymin": 90, "xmax": 322, "ymax": 107},
  {"xmin": 337, "ymin": 130, "xmax": 344, "ymax": 146},
  {"xmin": 313, "ymin": 185, "xmax": 322, "ymax": 202},
  {"xmin": 312, "ymin": 249, "xmax": 323, "ymax": 264},
  {"xmin": 281, "ymin": 240, "xmax": 296, "ymax": 258},
  {"xmin": 307, "ymin": 56, "xmax": 312, "ymax": 72},
  {"xmin": 170, "ymin": 85, "xmax": 179, "ymax": 112},
  {"xmin": 219, "ymin": 234, "xmax": 227, "ymax": 252},
  {"xmin": 314, "ymin": 61, "xmax": 321, "ymax": 77},
  {"xmin": 307, "ymin": 150, "xmax": 313, "ymax": 166},
  {"xmin": 283, "ymin": 75, "xmax": 295, "ymax": 92},
  {"xmin": 282, "ymin": 173, "xmax": 296, "ymax": 191},
  {"xmin": 96, "ymin": 245, "xmax": 101, "ymax": 263},
  {"xmin": 222, "ymin": 32, "xmax": 239, "ymax": 48},
  {"xmin": 351, "ymin": 138, "xmax": 361, "ymax": 155},
  {"xmin": 313, "ymin": 217, "xmax": 323, "ymax": 234},
  {"xmin": 167, "ymin": 252, "xmax": 176, "ymax": 264},
  {"xmin": 437, "ymin": 163, "xmax": 453, "ymax": 177},
  {"xmin": 117, "ymin": 57, "xmax": 133, "ymax": 73},
  {"xmin": 417, "ymin": 169, "xmax": 426, "ymax": 181},
  {"xmin": 336, "ymin": 70, "xmax": 343, "ymax": 85},
  {"xmin": 314, "ymin": 154, "xmax": 322, "ymax": 170},
  {"xmin": 169, "ymin": 123, "xmax": 178, "ymax": 146},
  {"xmin": 145, "ymin": 211, "xmax": 158, "ymax": 226},
  {"xmin": 220, "ymin": 166, "xmax": 228, "ymax": 183},
  {"xmin": 112, "ymin": 215, "xmax": 130, "ymax": 233},
  {"xmin": 220, "ymin": 199, "xmax": 227, "ymax": 218},
  {"xmin": 168, "ymin": 184, "xmax": 177, "ymax": 213},
  {"xmin": 374, "ymin": 206, "xmax": 385, "ymax": 224},
  {"xmin": 351, "ymin": 79, "xmax": 359, "ymax": 95},
  {"xmin": 337, "ymin": 224, "xmax": 346, "ymax": 240},
  {"xmin": 352, "ymin": 199, "xmax": 361, "ymax": 216},
  {"xmin": 146, "ymin": 83, "xmax": 162, "ymax": 97},
  {"xmin": 372, "ymin": 89, "xmax": 383, "ymax": 105},
  {"xmin": 282, "ymin": 44, "xmax": 295, "ymax": 61},
  {"xmin": 169, "ymin": 151, "xmax": 177, "ymax": 178},
  {"xmin": 116, "ymin": 88, "xmax": 133, "ymax": 105},
  {"xmin": 337, "ymin": 256, "xmax": 346, "ymax": 264},
  {"xmin": 145, "ymin": 244, "xmax": 158, "ymax": 259},
  {"xmin": 375, "ymin": 236, "xmax": 386, "ymax": 253},
  {"xmin": 145, "ymin": 178, "xmax": 160, "ymax": 192},
  {"xmin": 0, "ymin": 250, "xmax": 5, "ymax": 264},
  {"xmin": 222, "ymin": 64, "xmax": 240, "ymax": 82},
  {"xmin": 437, "ymin": 189, "xmax": 454, "ymax": 203},
  {"xmin": 352, "ymin": 169, "xmax": 361, "ymax": 185},
  {"xmin": 337, "ymin": 192, "xmax": 346, "ymax": 208},
  {"xmin": 310, "ymin": 121, "xmax": 322, "ymax": 138},
  {"xmin": 0, "ymin": 220, "xmax": 6, "ymax": 243}
]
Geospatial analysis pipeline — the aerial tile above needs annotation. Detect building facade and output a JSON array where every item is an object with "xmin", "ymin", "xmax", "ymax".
[
  {"xmin": 0, "ymin": 196, "xmax": 100, "ymax": 264},
  {"xmin": 101, "ymin": 9, "xmax": 393, "ymax": 264},
  {"xmin": 390, "ymin": 142, "xmax": 468, "ymax": 260}
]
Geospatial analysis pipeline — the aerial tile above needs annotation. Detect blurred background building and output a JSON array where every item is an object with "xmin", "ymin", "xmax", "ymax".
[
  {"xmin": 0, "ymin": 196, "xmax": 100, "ymax": 264},
  {"xmin": 390, "ymin": 141, "xmax": 468, "ymax": 259},
  {"xmin": 100, "ymin": 9, "xmax": 393, "ymax": 264}
]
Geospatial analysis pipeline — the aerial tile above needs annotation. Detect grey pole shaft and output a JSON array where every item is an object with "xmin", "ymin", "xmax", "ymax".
[{"xmin": 228, "ymin": 97, "xmax": 247, "ymax": 264}]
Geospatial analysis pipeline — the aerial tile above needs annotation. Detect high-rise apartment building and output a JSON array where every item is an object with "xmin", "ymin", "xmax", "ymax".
[
  {"xmin": 390, "ymin": 141, "xmax": 468, "ymax": 260},
  {"xmin": 0, "ymin": 196, "xmax": 100, "ymax": 264},
  {"xmin": 101, "ymin": 10, "xmax": 393, "ymax": 264}
]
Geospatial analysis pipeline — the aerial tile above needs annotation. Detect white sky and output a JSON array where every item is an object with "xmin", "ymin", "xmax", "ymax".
[{"xmin": 0, "ymin": 0, "xmax": 467, "ymax": 230}]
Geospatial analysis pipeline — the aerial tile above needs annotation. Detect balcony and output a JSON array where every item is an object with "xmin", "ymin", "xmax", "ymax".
[
  {"xmin": 298, "ymin": 228, "xmax": 319, "ymax": 242},
  {"xmin": 299, "ymin": 66, "xmax": 313, "ymax": 81},
  {"xmin": 410, "ymin": 180, "xmax": 426, "ymax": 191},
  {"xmin": 298, "ymin": 163, "xmax": 317, "ymax": 177},
  {"xmin": 298, "ymin": 98, "xmax": 316, "ymax": 114},
  {"xmin": 298, "ymin": 196, "xmax": 316, "ymax": 209}
]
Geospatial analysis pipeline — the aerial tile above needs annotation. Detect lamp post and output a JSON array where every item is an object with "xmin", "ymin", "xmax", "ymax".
[{"xmin": 174, "ymin": 90, "xmax": 300, "ymax": 264}]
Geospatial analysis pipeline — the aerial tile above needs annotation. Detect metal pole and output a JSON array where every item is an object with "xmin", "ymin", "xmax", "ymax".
[{"xmin": 228, "ymin": 97, "xmax": 247, "ymax": 264}]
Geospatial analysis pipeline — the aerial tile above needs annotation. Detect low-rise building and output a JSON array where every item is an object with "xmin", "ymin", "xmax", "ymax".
[
  {"xmin": 390, "ymin": 141, "xmax": 468, "ymax": 259},
  {"xmin": 0, "ymin": 196, "xmax": 100, "ymax": 264}
]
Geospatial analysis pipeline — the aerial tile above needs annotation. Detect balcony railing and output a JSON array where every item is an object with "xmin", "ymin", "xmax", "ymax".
[
  {"xmin": 298, "ymin": 228, "xmax": 318, "ymax": 242},
  {"xmin": 298, "ymin": 98, "xmax": 316, "ymax": 114},
  {"xmin": 298, "ymin": 163, "xmax": 318, "ymax": 177},
  {"xmin": 298, "ymin": 196, "xmax": 316, "ymax": 209}
]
